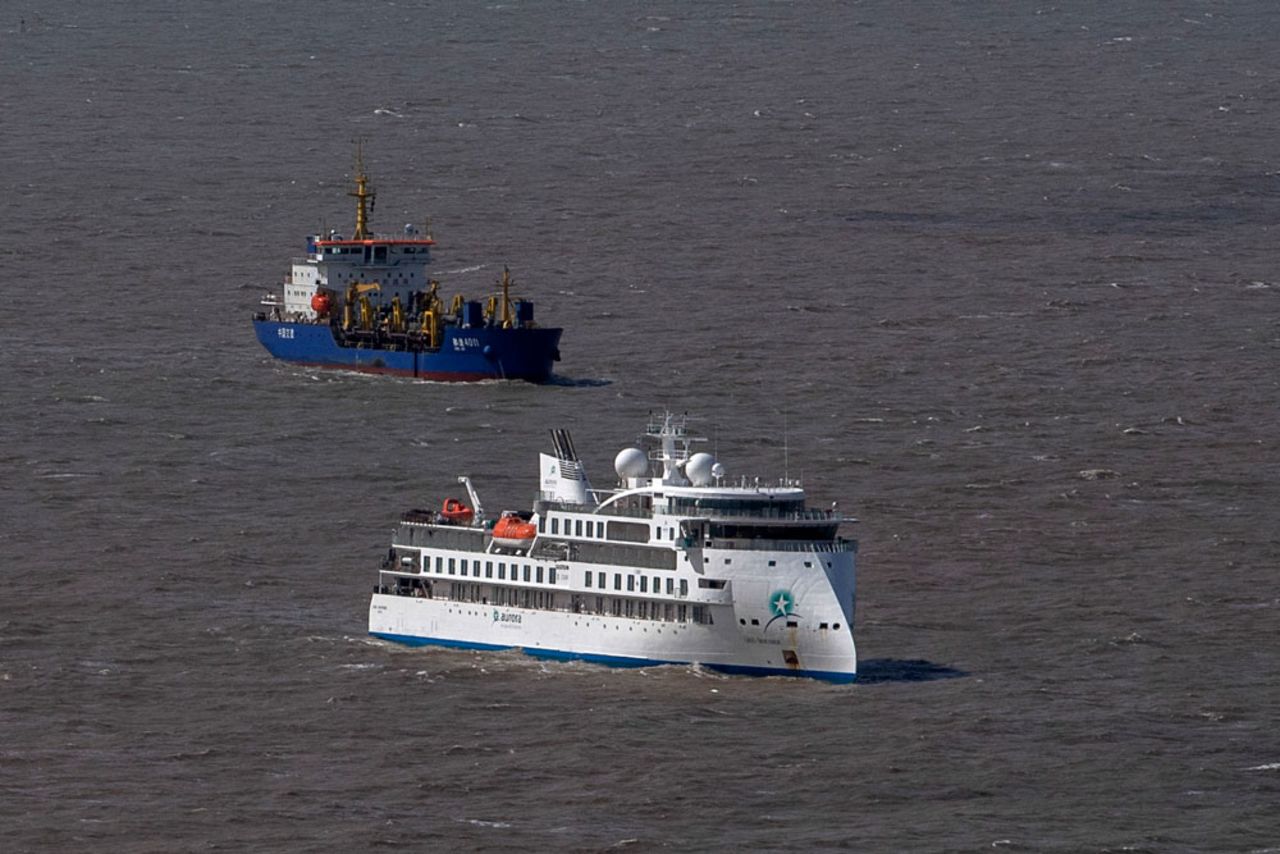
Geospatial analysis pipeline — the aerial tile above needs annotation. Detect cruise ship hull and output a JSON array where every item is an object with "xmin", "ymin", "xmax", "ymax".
[
  {"xmin": 253, "ymin": 319, "xmax": 562, "ymax": 382},
  {"xmin": 369, "ymin": 588, "xmax": 858, "ymax": 683}
]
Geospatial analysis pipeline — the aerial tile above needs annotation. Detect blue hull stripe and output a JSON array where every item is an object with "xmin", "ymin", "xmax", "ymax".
[
  {"xmin": 252, "ymin": 320, "xmax": 561, "ymax": 382},
  {"xmin": 369, "ymin": 631, "xmax": 857, "ymax": 684}
]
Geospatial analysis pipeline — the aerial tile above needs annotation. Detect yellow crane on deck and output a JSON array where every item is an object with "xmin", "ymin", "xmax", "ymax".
[{"xmin": 343, "ymin": 282, "xmax": 381, "ymax": 331}]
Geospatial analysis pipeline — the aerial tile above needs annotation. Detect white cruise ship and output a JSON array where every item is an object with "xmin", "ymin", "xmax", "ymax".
[{"xmin": 368, "ymin": 413, "xmax": 859, "ymax": 682}]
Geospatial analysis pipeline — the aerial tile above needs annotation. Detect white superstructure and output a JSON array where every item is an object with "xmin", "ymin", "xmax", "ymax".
[
  {"xmin": 280, "ymin": 229, "xmax": 435, "ymax": 320},
  {"xmin": 277, "ymin": 154, "xmax": 436, "ymax": 321},
  {"xmin": 368, "ymin": 413, "xmax": 859, "ymax": 682}
]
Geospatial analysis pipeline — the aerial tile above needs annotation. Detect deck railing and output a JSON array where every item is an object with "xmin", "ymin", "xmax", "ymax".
[{"xmin": 537, "ymin": 498, "xmax": 851, "ymax": 524}]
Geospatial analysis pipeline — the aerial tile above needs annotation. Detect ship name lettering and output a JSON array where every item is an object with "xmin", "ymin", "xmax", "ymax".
[
  {"xmin": 277, "ymin": 327, "xmax": 295, "ymax": 340},
  {"xmin": 492, "ymin": 609, "xmax": 522, "ymax": 624},
  {"xmin": 452, "ymin": 337, "xmax": 481, "ymax": 351}
]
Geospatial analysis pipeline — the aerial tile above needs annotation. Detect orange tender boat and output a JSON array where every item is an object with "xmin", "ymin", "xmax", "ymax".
[
  {"xmin": 491, "ymin": 512, "xmax": 537, "ymax": 549},
  {"xmin": 440, "ymin": 497, "xmax": 474, "ymax": 524}
]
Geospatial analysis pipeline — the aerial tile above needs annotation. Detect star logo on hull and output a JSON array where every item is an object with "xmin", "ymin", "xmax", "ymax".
[{"xmin": 764, "ymin": 589, "xmax": 798, "ymax": 630}]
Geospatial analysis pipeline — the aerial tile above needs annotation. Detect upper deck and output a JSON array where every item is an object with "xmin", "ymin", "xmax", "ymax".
[
  {"xmin": 539, "ymin": 486, "xmax": 846, "ymax": 523},
  {"xmin": 537, "ymin": 413, "xmax": 855, "ymax": 532},
  {"xmin": 305, "ymin": 233, "xmax": 435, "ymax": 261}
]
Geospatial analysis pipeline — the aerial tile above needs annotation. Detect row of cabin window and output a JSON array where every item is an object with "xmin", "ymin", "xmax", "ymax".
[
  {"xmin": 573, "ymin": 596, "xmax": 711, "ymax": 624},
  {"xmin": 738, "ymin": 616, "xmax": 843, "ymax": 631},
  {"xmin": 430, "ymin": 555, "xmax": 553, "ymax": 585},
  {"xmin": 706, "ymin": 558, "xmax": 821, "ymax": 567},
  {"xmin": 449, "ymin": 583, "xmax": 556, "ymax": 610},
  {"xmin": 439, "ymin": 584, "xmax": 711, "ymax": 624},
  {"xmin": 584, "ymin": 571, "xmax": 688, "ymax": 598},
  {"xmin": 321, "ymin": 272, "xmax": 419, "ymax": 287},
  {"xmin": 392, "ymin": 579, "xmax": 557, "ymax": 612},
  {"xmin": 543, "ymin": 516, "xmax": 600, "ymax": 538},
  {"xmin": 541, "ymin": 516, "xmax": 678, "ymax": 542},
  {"xmin": 320, "ymin": 246, "xmax": 422, "ymax": 258}
]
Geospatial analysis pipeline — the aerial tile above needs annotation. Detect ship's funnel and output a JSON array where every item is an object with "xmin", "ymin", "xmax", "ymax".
[{"xmin": 540, "ymin": 429, "xmax": 592, "ymax": 504}]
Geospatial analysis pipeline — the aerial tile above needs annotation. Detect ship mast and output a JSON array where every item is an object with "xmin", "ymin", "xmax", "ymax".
[
  {"xmin": 349, "ymin": 143, "xmax": 375, "ymax": 240},
  {"xmin": 501, "ymin": 266, "xmax": 514, "ymax": 328}
]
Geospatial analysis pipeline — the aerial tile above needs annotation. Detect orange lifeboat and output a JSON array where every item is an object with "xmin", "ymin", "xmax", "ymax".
[
  {"xmin": 491, "ymin": 512, "xmax": 537, "ymax": 549},
  {"xmin": 440, "ymin": 497, "xmax": 474, "ymax": 524},
  {"xmin": 310, "ymin": 291, "xmax": 332, "ymax": 316}
]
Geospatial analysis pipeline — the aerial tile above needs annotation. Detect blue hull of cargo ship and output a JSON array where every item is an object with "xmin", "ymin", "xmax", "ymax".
[{"xmin": 253, "ymin": 320, "xmax": 561, "ymax": 382}]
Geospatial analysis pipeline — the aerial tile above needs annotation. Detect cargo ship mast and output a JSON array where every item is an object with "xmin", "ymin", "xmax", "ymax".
[{"xmin": 349, "ymin": 144, "xmax": 375, "ymax": 240}]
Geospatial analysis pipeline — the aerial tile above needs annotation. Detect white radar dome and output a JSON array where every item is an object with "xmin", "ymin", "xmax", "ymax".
[
  {"xmin": 614, "ymin": 447, "xmax": 648, "ymax": 479},
  {"xmin": 686, "ymin": 453, "xmax": 717, "ymax": 487},
  {"xmin": 711, "ymin": 462, "xmax": 726, "ymax": 480}
]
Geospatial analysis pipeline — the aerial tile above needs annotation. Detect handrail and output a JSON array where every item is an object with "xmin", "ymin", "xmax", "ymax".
[
  {"xmin": 704, "ymin": 538, "xmax": 858, "ymax": 553},
  {"xmin": 538, "ymin": 498, "xmax": 852, "ymax": 524}
]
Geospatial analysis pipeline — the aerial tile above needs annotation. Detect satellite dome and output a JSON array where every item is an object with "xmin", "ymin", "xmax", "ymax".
[
  {"xmin": 711, "ymin": 462, "xmax": 726, "ymax": 480},
  {"xmin": 614, "ymin": 447, "xmax": 648, "ymax": 479},
  {"xmin": 686, "ymin": 452, "xmax": 717, "ymax": 487}
]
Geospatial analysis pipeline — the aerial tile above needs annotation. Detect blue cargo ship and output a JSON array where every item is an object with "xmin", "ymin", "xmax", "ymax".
[{"xmin": 252, "ymin": 154, "xmax": 562, "ymax": 382}]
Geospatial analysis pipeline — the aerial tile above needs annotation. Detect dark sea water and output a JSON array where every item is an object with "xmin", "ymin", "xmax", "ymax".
[{"xmin": 3, "ymin": 2, "xmax": 1278, "ymax": 850}]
